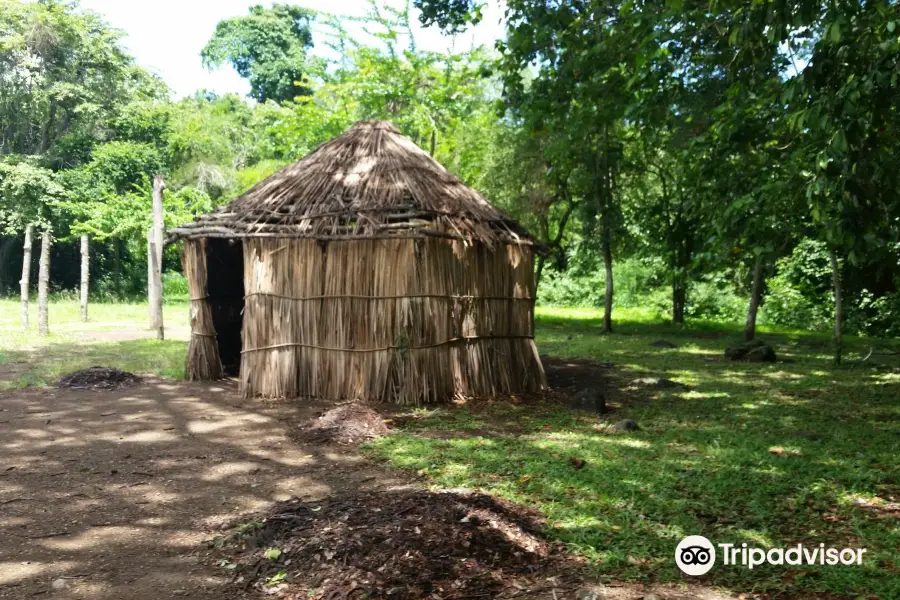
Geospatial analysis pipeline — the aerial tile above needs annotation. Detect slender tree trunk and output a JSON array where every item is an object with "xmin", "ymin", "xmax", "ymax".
[
  {"xmin": 152, "ymin": 175, "xmax": 164, "ymax": 268},
  {"xmin": 151, "ymin": 175, "xmax": 165, "ymax": 338},
  {"xmin": 148, "ymin": 232, "xmax": 164, "ymax": 340},
  {"xmin": 600, "ymin": 122, "xmax": 614, "ymax": 334},
  {"xmin": 37, "ymin": 229, "xmax": 51, "ymax": 336},
  {"xmin": 601, "ymin": 225, "xmax": 614, "ymax": 333},
  {"xmin": 744, "ymin": 256, "xmax": 764, "ymax": 341},
  {"xmin": 80, "ymin": 234, "xmax": 89, "ymax": 322},
  {"xmin": 830, "ymin": 248, "xmax": 842, "ymax": 365},
  {"xmin": 113, "ymin": 237, "xmax": 121, "ymax": 298},
  {"xmin": 672, "ymin": 278, "xmax": 686, "ymax": 324},
  {"xmin": 147, "ymin": 229, "xmax": 159, "ymax": 328},
  {"xmin": 429, "ymin": 128, "xmax": 436, "ymax": 157},
  {"xmin": 20, "ymin": 224, "xmax": 33, "ymax": 329}
]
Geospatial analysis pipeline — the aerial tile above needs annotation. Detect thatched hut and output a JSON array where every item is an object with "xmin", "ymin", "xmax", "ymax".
[{"xmin": 169, "ymin": 120, "xmax": 546, "ymax": 404}]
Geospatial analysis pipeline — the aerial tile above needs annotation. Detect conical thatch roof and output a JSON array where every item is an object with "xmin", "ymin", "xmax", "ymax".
[{"xmin": 169, "ymin": 120, "xmax": 533, "ymax": 245}]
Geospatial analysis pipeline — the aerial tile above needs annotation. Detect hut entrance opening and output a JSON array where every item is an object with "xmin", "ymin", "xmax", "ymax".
[{"xmin": 206, "ymin": 239, "xmax": 244, "ymax": 376}]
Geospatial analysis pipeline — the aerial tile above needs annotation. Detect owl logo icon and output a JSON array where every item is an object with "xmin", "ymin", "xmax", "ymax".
[{"xmin": 675, "ymin": 536, "xmax": 716, "ymax": 575}]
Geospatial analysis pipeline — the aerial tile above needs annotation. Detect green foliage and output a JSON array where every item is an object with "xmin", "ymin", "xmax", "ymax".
[
  {"xmin": 201, "ymin": 4, "xmax": 319, "ymax": 103},
  {"xmin": 0, "ymin": 159, "xmax": 64, "ymax": 232},
  {"xmin": 762, "ymin": 240, "xmax": 834, "ymax": 332}
]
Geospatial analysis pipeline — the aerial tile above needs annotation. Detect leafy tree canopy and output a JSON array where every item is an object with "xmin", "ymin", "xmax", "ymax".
[{"xmin": 201, "ymin": 4, "xmax": 320, "ymax": 103}]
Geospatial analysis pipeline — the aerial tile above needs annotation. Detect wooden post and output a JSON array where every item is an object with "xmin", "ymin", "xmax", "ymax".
[
  {"xmin": 80, "ymin": 234, "xmax": 89, "ymax": 322},
  {"xmin": 147, "ymin": 228, "xmax": 158, "ymax": 327},
  {"xmin": 149, "ymin": 233, "xmax": 164, "ymax": 340},
  {"xmin": 151, "ymin": 175, "xmax": 165, "ymax": 339},
  {"xmin": 152, "ymin": 175, "xmax": 164, "ymax": 270},
  {"xmin": 20, "ymin": 224, "xmax": 33, "ymax": 329},
  {"xmin": 37, "ymin": 229, "xmax": 51, "ymax": 336}
]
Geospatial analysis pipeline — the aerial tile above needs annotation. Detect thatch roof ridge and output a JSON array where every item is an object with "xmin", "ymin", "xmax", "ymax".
[{"xmin": 168, "ymin": 119, "xmax": 534, "ymax": 245}]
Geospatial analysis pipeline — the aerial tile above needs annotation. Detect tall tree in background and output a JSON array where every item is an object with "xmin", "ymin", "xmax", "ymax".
[{"xmin": 201, "ymin": 4, "xmax": 319, "ymax": 103}]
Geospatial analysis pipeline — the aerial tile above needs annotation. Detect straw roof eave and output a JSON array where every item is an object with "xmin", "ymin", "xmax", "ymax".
[{"xmin": 167, "ymin": 120, "xmax": 537, "ymax": 247}]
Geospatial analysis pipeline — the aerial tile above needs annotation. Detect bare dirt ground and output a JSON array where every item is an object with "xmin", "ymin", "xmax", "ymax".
[
  {"xmin": 0, "ymin": 377, "xmax": 404, "ymax": 599},
  {"xmin": 0, "ymin": 348, "xmax": 735, "ymax": 600}
]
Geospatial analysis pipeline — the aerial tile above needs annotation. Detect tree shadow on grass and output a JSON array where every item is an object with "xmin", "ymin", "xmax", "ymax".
[
  {"xmin": 0, "ymin": 356, "xmax": 410, "ymax": 599},
  {"xmin": 370, "ymin": 315, "xmax": 900, "ymax": 598}
]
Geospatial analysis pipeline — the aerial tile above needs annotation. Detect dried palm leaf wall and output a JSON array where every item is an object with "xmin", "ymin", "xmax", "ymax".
[
  {"xmin": 182, "ymin": 239, "xmax": 224, "ymax": 381},
  {"xmin": 239, "ymin": 237, "xmax": 546, "ymax": 404}
]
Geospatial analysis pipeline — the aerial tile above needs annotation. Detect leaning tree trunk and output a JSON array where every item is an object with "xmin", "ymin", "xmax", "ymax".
[
  {"xmin": 744, "ymin": 256, "xmax": 764, "ymax": 341},
  {"xmin": 37, "ymin": 229, "xmax": 51, "ymax": 336},
  {"xmin": 20, "ymin": 224, "xmax": 33, "ymax": 329},
  {"xmin": 80, "ymin": 234, "xmax": 89, "ymax": 322},
  {"xmin": 830, "ymin": 248, "xmax": 843, "ymax": 365}
]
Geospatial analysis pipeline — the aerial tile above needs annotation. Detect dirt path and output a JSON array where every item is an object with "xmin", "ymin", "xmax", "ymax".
[{"xmin": 0, "ymin": 378, "xmax": 404, "ymax": 599}]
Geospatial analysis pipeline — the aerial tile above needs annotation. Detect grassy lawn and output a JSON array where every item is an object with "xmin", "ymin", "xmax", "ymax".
[
  {"xmin": 3, "ymin": 300, "xmax": 898, "ymax": 596},
  {"xmin": 0, "ymin": 299, "xmax": 189, "ymax": 388},
  {"xmin": 367, "ymin": 307, "xmax": 900, "ymax": 598}
]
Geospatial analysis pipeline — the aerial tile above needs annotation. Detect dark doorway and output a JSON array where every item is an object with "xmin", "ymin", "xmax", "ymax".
[{"xmin": 206, "ymin": 239, "xmax": 244, "ymax": 376}]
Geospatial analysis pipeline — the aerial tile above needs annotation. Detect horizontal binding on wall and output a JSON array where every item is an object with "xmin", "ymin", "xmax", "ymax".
[
  {"xmin": 244, "ymin": 292, "xmax": 535, "ymax": 301},
  {"xmin": 241, "ymin": 334, "xmax": 536, "ymax": 355}
]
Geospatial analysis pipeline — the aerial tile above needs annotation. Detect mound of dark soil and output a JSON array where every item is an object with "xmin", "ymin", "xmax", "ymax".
[
  {"xmin": 216, "ymin": 489, "xmax": 580, "ymax": 599},
  {"xmin": 58, "ymin": 367, "xmax": 141, "ymax": 391},
  {"xmin": 297, "ymin": 402, "xmax": 390, "ymax": 445}
]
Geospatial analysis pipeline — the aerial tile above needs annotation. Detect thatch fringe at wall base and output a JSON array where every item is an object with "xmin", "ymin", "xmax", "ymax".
[
  {"xmin": 182, "ymin": 239, "xmax": 224, "ymax": 381},
  {"xmin": 239, "ymin": 237, "xmax": 546, "ymax": 405}
]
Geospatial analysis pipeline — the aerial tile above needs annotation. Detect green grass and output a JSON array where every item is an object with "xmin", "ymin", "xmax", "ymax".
[
  {"xmin": 367, "ymin": 307, "xmax": 900, "ymax": 598},
  {"xmin": 0, "ymin": 299, "xmax": 189, "ymax": 388}
]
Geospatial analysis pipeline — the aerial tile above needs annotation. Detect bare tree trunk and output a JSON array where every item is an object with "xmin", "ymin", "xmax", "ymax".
[
  {"xmin": 152, "ymin": 175, "xmax": 164, "ymax": 268},
  {"xmin": 151, "ymin": 175, "xmax": 165, "ymax": 339},
  {"xmin": 113, "ymin": 236, "xmax": 121, "ymax": 298},
  {"xmin": 744, "ymin": 256, "xmax": 764, "ymax": 341},
  {"xmin": 601, "ymin": 226, "xmax": 614, "ymax": 333},
  {"xmin": 148, "ymin": 232, "xmax": 164, "ymax": 340},
  {"xmin": 830, "ymin": 248, "xmax": 842, "ymax": 365},
  {"xmin": 37, "ymin": 229, "xmax": 51, "ymax": 336},
  {"xmin": 20, "ymin": 224, "xmax": 33, "ymax": 329},
  {"xmin": 147, "ymin": 229, "xmax": 160, "ymax": 330},
  {"xmin": 80, "ymin": 234, "xmax": 89, "ymax": 322},
  {"xmin": 672, "ymin": 278, "xmax": 686, "ymax": 324}
]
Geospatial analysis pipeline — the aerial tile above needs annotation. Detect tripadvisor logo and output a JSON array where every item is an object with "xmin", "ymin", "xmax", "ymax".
[
  {"xmin": 675, "ymin": 536, "xmax": 868, "ymax": 576},
  {"xmin": 675, "ymin": 536, "xmax": 716, "ymax": 575}
]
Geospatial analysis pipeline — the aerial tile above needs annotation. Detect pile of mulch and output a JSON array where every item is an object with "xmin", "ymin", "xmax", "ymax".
[
  {"xmin": 215, "ymin": 489, "xmax": 581, "ymax": 599},
  {"xmin": 296, "ymin": 402, "xmax": 391, "ymax": 445},
  {"xmin": 57, "ymin": 367, "xmax": 141, "ymax": 391}
]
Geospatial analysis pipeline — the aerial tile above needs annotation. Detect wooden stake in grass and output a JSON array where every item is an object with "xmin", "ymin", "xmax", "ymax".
[
  {"xmin": 37, "ymin": 229, "xmax": 51, "ymax": 336},
  {"xmin": 20, "ymin": 224, "xmax": 33, "ymax": 330},
  {"xmin": 148, "ymin": 229, "xmax": 164, "ymax": 339},
  {"xmin": 148, "ymin": 175, "xmax": 165, "ymax": 335},
  {"xmin": 80, "ymin": 234, "xmax": 89, "ymax": 322},
  {"xmin": 147, "ymin": 228, "xmax": 158, "ymax": 328}
]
